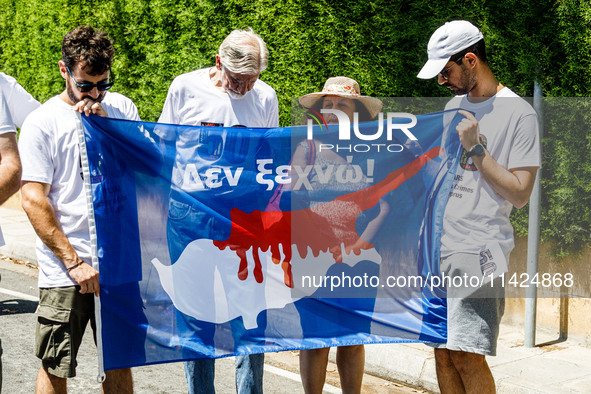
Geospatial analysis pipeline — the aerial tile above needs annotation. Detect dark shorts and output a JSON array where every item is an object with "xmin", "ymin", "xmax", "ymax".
[{"xmin": 35, "ymin": 286, "xmax": 95, "ymax": 378}]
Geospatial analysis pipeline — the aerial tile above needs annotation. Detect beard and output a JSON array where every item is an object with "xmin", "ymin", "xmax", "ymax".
[
  {"xmin": 66, "ymin": 79, "xmax": 105, "ymax": 105},
  {"xmin": 226, "ymin": 89, "xmax": 246, "ymax": 100},
  {"xmin": 220, "ymin": 67, "xmax": 248, "ymax": 100},
  {"xmin": 444, "ymin": 65, "xmax": 477, "ymax": 96},
  {"xmin": 444, "ymin": 83, "xmax": 471, "ymax": 96}
]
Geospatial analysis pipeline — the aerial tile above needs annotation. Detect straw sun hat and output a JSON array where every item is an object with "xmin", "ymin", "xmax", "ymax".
[{"xmin": 299, "ymin": 76, "xmax": 383, "ymax": 119}]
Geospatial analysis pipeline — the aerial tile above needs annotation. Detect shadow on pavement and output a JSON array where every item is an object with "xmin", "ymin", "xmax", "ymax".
[{"xmin": 0, "ymin": 299, "xmax": 38, "ymax": 315}]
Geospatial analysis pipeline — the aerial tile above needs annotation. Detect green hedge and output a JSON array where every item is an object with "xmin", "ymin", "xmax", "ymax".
[{"xmin": 0, "ymin": 0, "xmax": 589, "ymax": 256}]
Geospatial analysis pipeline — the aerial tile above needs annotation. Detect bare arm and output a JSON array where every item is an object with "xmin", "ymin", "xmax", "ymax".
[
  {"xmin": 456, "ymin": 110, "xmax": 538, "ymax": 208},
  {"xmin": 21, "ymin": 181, "xmax": 99, "ymax": 295},
  {"xmin": 0, "ymin": 133, "xmax": 21, "ymax": 205},
  {"xmin": 471, "ymin": 156, "xmax": 537, "ymax": 208}
]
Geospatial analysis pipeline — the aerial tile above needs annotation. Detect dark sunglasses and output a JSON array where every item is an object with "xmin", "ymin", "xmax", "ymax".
[
  {"xmin": 438, "ymin": 55, "xmax": 465, "ymax": 80},
  {"xmin": 66, "ymin": 66, "xmax": 114, "ymax": 92}
]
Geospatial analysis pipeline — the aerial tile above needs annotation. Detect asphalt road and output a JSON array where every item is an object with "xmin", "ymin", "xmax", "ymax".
[{"xmin": 0, "ymin": 257, "xmax": 423, "ymax": 393}]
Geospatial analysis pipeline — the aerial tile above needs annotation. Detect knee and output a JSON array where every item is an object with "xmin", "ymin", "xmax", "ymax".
[
  {"xmin": 337, "ymin": 345, "xmax": 364, "ymax": 358},
  {"xmin": 103, "ymin": 368, "xmax": 133, "ymax": 394},
  {"xmin": 434, "ymin": 348, "xmax": 456, "ymax": 372},
  {"xmin": 448, "ymin": 351, "xmax": 486, "ymax": 375},
  {"xmin": 105, "ymin": 367, "xmax": 133, "ymax": 380},
  {"xmin": 300, "ymin": 347, "xmax": 330, "ymax": 365},
  {"xmin": 336, "ymin": 345, "xmax": 364, "ymax": 368}
]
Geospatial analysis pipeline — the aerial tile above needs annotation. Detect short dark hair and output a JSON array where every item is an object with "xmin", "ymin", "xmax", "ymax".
[
  {"xmin": 62, "ymin": 26, "xmax": 114, "ymax": 75},
  {"xmin": 452, "ymin": 38, "xmax": 487, "ymax": 63}
]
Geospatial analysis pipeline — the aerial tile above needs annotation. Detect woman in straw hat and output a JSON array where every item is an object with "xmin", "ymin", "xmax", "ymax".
[
  {"xmin": 296, "ymin": 77, "xmax": 385, "ymax": 394},
  {"xmin": 298, "ymin": 76, "xmax": 382, "ymax": 125}
]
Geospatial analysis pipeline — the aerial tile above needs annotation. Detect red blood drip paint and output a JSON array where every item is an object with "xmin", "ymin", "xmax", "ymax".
[{"xmin": 213, "ymin": 147, "xmax": 441, "ymax": 288}]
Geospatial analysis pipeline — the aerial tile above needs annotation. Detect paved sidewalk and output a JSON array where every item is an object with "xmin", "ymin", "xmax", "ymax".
[
  {"xmin": 2, "ymin": 205, "xmax": 590, "ymax": 393},
  {"xmin": 0, "ymin": 206, "xmax": 36, "ymax": 264},
  {"xmin": 361, "ymin": 324, "xmax": 591, "ymax": 393}
]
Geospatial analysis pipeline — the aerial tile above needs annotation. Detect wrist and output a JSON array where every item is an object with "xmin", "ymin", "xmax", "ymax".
[
  {"xmin": 67, "ymin": 260, "xmax": 85, "ymax": 272},
  {"xmin": 466, "ymin": 143, "xmax": 485, "ymax": 158}
]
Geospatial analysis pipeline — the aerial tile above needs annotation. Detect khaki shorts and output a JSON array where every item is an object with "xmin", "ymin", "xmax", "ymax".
[{"xmin": 35, "ymin": 286, "xmax": 95, "ymax": 378}]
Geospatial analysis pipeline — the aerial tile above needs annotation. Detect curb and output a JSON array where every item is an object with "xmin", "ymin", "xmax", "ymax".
[
  {"xmin": 363, "ymin": 343, "xmax": 439, "ymax": 392},
  {"xmin": 0, "ymin": 207, "xmax": 37, "ymax": 265},
  {"xmin": 0, "ymin": 239, "xmax": 37, "ymax": 265}
]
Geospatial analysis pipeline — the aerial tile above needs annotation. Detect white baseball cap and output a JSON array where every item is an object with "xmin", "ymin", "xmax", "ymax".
[{"xmin": 417, "ymin": 20, "xmax": 483, "ymax": 79}]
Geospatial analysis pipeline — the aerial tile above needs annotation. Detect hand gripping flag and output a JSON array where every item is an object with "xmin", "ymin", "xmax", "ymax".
[{"xmin": 78, "ymin": 108, "xmax": 462, "ymax": 372}]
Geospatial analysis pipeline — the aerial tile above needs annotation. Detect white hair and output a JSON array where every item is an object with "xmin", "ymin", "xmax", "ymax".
[{"xmin": 218, "ymin": 28, "xmax": 268, "ymax": 75}]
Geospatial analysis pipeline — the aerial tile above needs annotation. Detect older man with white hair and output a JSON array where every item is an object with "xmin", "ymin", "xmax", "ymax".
[
  {"xmin": 159, "ymin": 28, "xmax": 278, "ymax": 127},
  {"xmin": 158, "ymin": 28, "xmax": 278, "ymax": 394}
]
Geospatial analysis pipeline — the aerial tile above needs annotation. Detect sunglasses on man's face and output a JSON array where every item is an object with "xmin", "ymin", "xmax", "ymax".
[
  {"xmin": 438, "ymin": 55, "xmax": 465, "ymax": 80},
  {"xmin": 66, "ymin": 66, "xmax": 114, "ymax": 92}
]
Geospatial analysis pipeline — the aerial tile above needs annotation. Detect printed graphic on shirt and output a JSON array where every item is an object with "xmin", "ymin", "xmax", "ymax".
[
  {"xmin": 448, "ymin": 173, "xmax": 473, "ymax": 200},
  {"xmin": 200, "ymin": 121, "xmax": 224, "ymax": 127},
  {"xmin": 448, "ymin": 134, "xmax": 488, "ymax": 201},
  {"xmin": 200, "ymin": 122, "xmax": 246, "ymax": 128}
]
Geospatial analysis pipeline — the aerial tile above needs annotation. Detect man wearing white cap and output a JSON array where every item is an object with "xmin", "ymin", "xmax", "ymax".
[{"xmin": 418, "ymin": 21, "xmax": 541, "ymax": 393}]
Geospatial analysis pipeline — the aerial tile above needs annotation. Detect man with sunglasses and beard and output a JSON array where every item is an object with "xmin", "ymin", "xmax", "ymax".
[
  {"xmin": 19, "ymin": 26, "xmax": 139, "ymax": 394},
  {"xmin": 417, "ymin": 21, "xmax": 541, "ymax": 394},
  {"xmin": 158, "ymin": 28, "xmax": 278, "ymax": 394}
]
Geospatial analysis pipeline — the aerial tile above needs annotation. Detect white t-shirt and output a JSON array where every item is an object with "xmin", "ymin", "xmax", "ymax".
[
  {"xmin": 440, "ymin": 87, "xmax": 541, "ymax": 258},
  {"xmin": 157, "ymin": 67, "xmax": 279, "ymax": 193},
  {"xmin": 19, "ymin": 92, "xmax": 140, "ymax": 287},
  {"xmin": 0, "ymin": 89, "xmax": 15, "ymax": 136},
  {"xmin": 0, "ymin": 72, "xmax": 40, "ymax": 134},
  {"xmin": 158, "ymin": 68, "xmax": 279, "ymax": 130}
]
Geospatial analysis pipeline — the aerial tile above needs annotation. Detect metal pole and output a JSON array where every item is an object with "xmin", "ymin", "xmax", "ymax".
[{"xmin": 524, "ymin": 81, "xmax": 544, "ymax": 347}]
